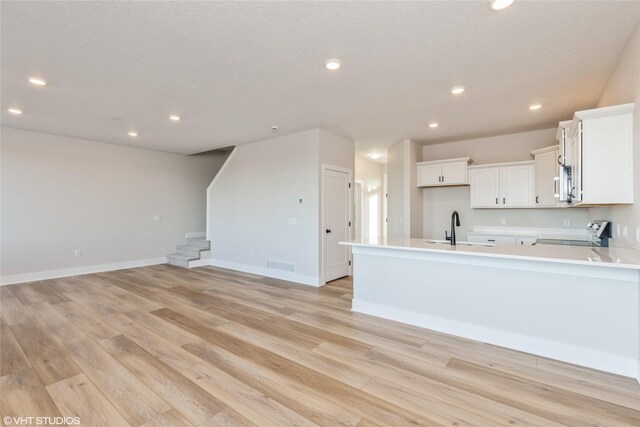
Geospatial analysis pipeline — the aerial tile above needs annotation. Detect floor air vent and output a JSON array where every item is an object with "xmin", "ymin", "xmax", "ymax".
[{"xmin": 266, "ymin": 259, "xmax": 296, "ymax": 272}]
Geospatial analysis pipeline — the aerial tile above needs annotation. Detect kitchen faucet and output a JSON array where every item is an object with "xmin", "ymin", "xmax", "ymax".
[{"xmin": 445, "ymin": 211, "xmax": 461, "ymax": 246}]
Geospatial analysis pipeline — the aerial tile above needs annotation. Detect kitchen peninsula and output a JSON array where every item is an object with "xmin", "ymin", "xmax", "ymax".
[{"xmin": 342, "ymin": 238, "xmax": 640, "ymax": 380}]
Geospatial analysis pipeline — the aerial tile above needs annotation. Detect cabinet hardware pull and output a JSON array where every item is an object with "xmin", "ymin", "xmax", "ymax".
[
  {"xmin": 503, "ymin": 197, "xmax": 506, "ymax": 204},
  {"xmin": 495, "ymin": 197, "xmax": 498, "ymax": 204},
  {"xmin": 442, "ymin": 176, "xmax": 444, "ymax": 183},
  {"xmin": 536, "ymin": 196, "xmax": 539, "ymax": 204},
  {"xmin": 488, "ymin": 239, "xmax": 496, "ymax": 242},
  {"xmin": 557, "ymin": 155, "xmax": 562, "ymax": 165}
]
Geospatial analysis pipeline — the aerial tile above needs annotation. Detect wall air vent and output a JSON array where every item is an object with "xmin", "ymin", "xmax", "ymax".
[{"xmin": 266, "ymin": 259, "xmax": 296, "ymax": 272}]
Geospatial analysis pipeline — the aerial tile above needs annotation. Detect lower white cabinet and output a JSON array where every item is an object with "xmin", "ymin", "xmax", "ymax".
[
  {"xmin": 467, "ymin": 234, "xmax": 537, "ymax": 245},
  {"xmin": 469, "ymin": 161, "xmax": 534, "ymax": 208},
  {"xmin": 467, "ymin": 234, "xmax": 516, "ymax": 244}
]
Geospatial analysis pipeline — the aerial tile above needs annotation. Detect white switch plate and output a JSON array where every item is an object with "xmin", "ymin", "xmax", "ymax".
[
  {"xmin": 622, "ymin": 224, "xmax": 628, "ymax": 239},
  {"xmin": 249, "ymin": 248, "xmax": 254, "ymax": 256},
  {"xmin": 287, "ymin": 217, "xmax": 297, "ymax": 225},
  {"xmin": 74, "ymin": 249, "xmax": 81, "ymax": 257},
  {"xmin": 500, "ymin": 218, "xmax": 506, "ymax": 225},
  {"xmin": 617, "ymin": 224, "xmax": 622, "ymax": 237},
  {"xmin": 153, "ymin": 215, "xmax": 161, "ymax": 222},
  {"xmin": 563, "ymin": 219, "xmax": 570, "ymax": 227}
]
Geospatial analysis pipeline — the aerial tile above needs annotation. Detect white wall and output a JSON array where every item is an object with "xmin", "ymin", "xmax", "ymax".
[
  {"xmin": 421, "ymin": 128, "xmax": 589, "ymax": 239},
  {"xmin": 355, "ymin": 157, "xmax": 383, "ymax": 238},
  {"xmin": 207, "ymin": 128, "xmax": 354, "ymax": 286},
  {"xmin": 386, "ymin": 140, "xmax": 405, "ymax": 238},
  {"xmin": 590, "ymin": 20, "xmax": 640, "ymax": 248},
  {"xmin": 1, "ymin": 127, "xmax": 228, "ymax": 282},
  {"xmin": 407, "ymin": 139, "xmax": 423, "ymax": 238}
]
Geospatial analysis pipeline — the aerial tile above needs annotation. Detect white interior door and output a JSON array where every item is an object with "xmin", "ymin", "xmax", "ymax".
[{"xmin": 323, "ymin": 167, "xmax": 351, "ymax": 282}]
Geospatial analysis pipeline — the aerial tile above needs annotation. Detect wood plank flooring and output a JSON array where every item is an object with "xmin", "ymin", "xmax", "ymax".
[{"xmin": 1, "ymin": 265, "xmax": 639, "ymax": 426}]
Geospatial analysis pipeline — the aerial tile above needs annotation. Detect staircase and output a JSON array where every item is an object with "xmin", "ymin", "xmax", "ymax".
[{"xmin": 167, "ymin": 238, "xmax": 211, "ymax": 268}]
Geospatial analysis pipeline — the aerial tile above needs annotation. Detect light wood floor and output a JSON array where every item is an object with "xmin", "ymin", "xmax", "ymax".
[{"xmin": 1, "ymin": 265, "xmax": 639, "ymax": 426}]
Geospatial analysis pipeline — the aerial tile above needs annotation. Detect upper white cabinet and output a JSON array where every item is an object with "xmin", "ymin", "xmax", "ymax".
[
  {"xmin": 531, "ymin": 145, "xmax": 561, "ymax": 207},
  {"xmin": 566, "ymin": 103, "xmax": 634, "ymax": 205},
  {"xmin": 469, "ymin": 161, "xmax": 534, "ymax": 208},
  {"xmin": 417, "ymin": 157, "xmax": 470, "ymax": 187}
]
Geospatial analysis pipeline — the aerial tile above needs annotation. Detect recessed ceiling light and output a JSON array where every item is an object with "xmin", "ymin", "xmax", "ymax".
[
  {"xmin": 169, "ymin": 115, "xmax": 180, "ymax": 121},
  {"xmin": 529, "ymin": 104, "xmax": 542, "ymax": 110},
  {"xmin": 429, "ymin": 122, "xmax": 439, "ymax": 128},
  {"xmin": 325, "ymin": 59, "xmax": 342, "ymax": 70},
  {"xmin": 28, "ymin": 77, "xmax": 47, "ymax": 86},
  {"xmin": 451, "ymin": 86, "xmax": 465, "ymax": 95},
  {"xmin": 367, "ymin": 153, "xmax": 382, "ymax": 160},
  {"xmin": 128, "ymin": 131, "xmax": 138, "ymax": 137},
  {"xmin": 488, "ymin": 0, "xmax": 515, "ymax": 11},
  {"xmin": 7, "ymin": 108, "xmax": 23, "ymax": 115}
]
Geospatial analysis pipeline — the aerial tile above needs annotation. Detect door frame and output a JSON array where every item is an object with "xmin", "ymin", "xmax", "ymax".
[{"xmin": 321, "ymin": 163, "xmax": 353, "ymax": 284}]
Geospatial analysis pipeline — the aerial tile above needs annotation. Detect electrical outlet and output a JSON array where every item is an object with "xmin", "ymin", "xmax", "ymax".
[
  {"xmin": 563, "ymin": 219, "xmax": 570, "ymax": 227},
  {"xmin": 287, "ymin": 217, "xmax": 297, "ymax": 225},
  {"xmin": 500, "ymin": 218, "xmax": 506, "ymax": 225},
  {"xmin": 622, "ymin": 224, "xmax": 628, "ymax": 239},
  {"xmin": 153, "ymin": 215, "xmax": 161, "ymax": 222},
  {"xmin": 74, "ymin": 249, "xmax": 81, "ymax": 257}
]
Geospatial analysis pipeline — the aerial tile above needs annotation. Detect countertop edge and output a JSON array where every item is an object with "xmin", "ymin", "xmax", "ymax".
[{"xmin": 340, "ymin": 241, "xmax": 640, "ymax": 271}]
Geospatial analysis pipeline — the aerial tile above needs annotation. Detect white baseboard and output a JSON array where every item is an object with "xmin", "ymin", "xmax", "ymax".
[
  {"xmin": 0, "ymin": 257, "xmax": 167, "ymax": 286},
  {"xmin": 352, "ymin": 299, "xmax": 639, "ymax": 380},
  {"xmin": 207, "ymin": 258, "xmax": 322, "ymax": 287},
  {"xmin": 185, "ymin": 231, "xmax": 206, "ymax": 239}
]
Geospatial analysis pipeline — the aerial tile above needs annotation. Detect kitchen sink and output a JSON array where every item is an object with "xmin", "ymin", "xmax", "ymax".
[{"xmin": 425, "ymin": 239, "xmax": 494, "ymax": 247}]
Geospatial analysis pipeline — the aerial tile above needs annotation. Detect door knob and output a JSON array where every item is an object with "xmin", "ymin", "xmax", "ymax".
[{"xmin": 326, "ymin": 229, "xmax": 332, "ymax": 234}]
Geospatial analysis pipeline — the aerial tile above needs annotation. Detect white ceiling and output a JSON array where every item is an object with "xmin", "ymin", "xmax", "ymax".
[{"xmin": 2, "ymin": 2, "xmax": 639, "ymax": 158}]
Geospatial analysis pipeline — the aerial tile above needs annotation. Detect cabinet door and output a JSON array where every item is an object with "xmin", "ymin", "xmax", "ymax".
[
  {"xmin": 501, "ymin": 165, "xmax": 534, "ymax": 207},
  {"xmin": 516, "ymin": 237, "xmax": 537, "ymax": 245},
  {"xmin": 534, "ymin": 149, "xmax": 558, "ymax": 207},
  {"xmin": 469, "ymin": 168, "xmax": 500, "ymax": 208},
  {"xmin": 417, "ymin": 164, "xmax": 442, "ymax": 187},
  {"xmin": 441, "ymin": 161, "xmax": 467, "ymax": 185},
  {"xmin": 467, "ymin": 234, "xmax": 516, "ymax": 244}
]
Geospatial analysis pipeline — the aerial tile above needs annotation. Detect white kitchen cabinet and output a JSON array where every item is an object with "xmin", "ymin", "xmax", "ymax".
[
  {"xmin": 467, "ymin": 234, "xmax": 516, "ymax": 244},
  {"xmin": 469, "ymin": 161, "xmax": 534, "ymax": 208},
  {"xmin": 467, "ymin": 234, "xmax": 537, "ymax": 245},
  {"xmin": 568, "ymin": 103, "xmax": 634, "ymax": 205},
  {"xmin": 417, "ymin": 157, "xmax": 470, "ymax": 187},
  {"xmin": 516, "ymin": 237, "xmax": 537, "ymax": 245},
  {"xmin": 469, "ymin": 167, "xmax": 500, "ymax": 207},
  {"xmin": 531, "ymin": 145, "xmax": 561, "ymax": 207}
]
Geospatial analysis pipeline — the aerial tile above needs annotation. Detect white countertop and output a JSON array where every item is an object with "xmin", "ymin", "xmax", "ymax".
[{"xmin": 341, "ymin": 237, "xmax": 640, "ymax": 270}]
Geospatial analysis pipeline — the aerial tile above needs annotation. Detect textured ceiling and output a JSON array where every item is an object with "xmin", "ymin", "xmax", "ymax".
[{"xmin": 2, "ymin": 1, "xmax": 639, "ymax": 157}]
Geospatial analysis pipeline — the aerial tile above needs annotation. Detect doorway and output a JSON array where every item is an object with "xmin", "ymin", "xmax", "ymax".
[{"xmin": 322, "ymin": 165, "xmax": 352, "ymax": 283}]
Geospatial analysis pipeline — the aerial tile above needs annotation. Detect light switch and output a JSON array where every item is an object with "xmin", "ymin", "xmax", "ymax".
[
  {"xmin": 153, "ymin": 215, "xmax": 161, "ymax": 222},
  {"xmin": 74, "ymin": 249, "xmax": 81, "ymax": 257}
]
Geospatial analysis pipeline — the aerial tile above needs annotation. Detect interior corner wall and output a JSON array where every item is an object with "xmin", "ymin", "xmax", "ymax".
[
  {"xmin": 207, "ymin": 129, "xmax": 322, "ymax": 284},
  {"xmin": 590, "ymin": 20, "xmax": 640, "ymax": 248},
  {"xmin": 407, "ymin": 139, "xmax": 423, "ymax": 238},
  {"xmin": 0, "ymin": 127, "xmax": 228, "ymax": 282},
  {"xmin": 421, "ymin": 128, "xmax": 590, "ymax": 240}
]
